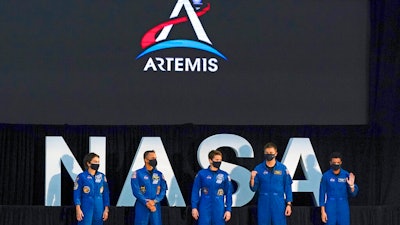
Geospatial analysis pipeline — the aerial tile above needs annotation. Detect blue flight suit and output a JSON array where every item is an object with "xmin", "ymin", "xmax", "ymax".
[
  {"xmin": 319, "ymin": 168, "xmax": 359, "ymax": 225},
  {"xmin": 250, "ymin": 161, "xmax": 293, "ymax": 225},
  {"xmin": 131, "ymin": 167, "xmax": 167, "ymax": 225},
  {"xmin": 73, "ymin": 170, "xmax": 110, "ymax": 225},
  {"xmin": 191, "ymin": 167, "xmax": 233, "ymax": 225}
]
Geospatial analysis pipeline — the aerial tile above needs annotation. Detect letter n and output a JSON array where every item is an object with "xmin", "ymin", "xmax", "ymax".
[{"xmin": 45, "ymin": 136, "xmax": 106, "ymax": 206}]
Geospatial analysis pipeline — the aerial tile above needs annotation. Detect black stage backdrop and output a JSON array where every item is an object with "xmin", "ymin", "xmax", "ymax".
[{"xmin": 1, "ymin": 0, "xmax": 400, "ymax": 225}]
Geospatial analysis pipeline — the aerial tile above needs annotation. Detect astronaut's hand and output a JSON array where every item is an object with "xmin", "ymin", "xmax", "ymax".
[
  {"xmin": 146, "ymin": 200, "xmax": 156, "ymax": 212},
  {"xmin": 321, "ymin": 211, "xmax": 328, "ymax": 223},
  {"xmin": 102, "ymin": 210, "xmax": 109, "ymax": 221},
  {"xmin": 149, "ymin": 205, "xmax": 157, "ymax": 212},
  {"xmin": 285, "ymin": 205, "xmax": 292, "ymax": 216},
  {"xmin": 346, "ymin": 173, "xmax": 355, "ymax": 186},
  {"xmin": 76, "ymin": 208, "xmax": 84, "ymax": 221},
  {"xmin": 251, "ymin": 171, "xmax": 258, "ymax": 179},
  {"xmin": 146, "ymin": 200, "xmax": 155, "ymax": 208},
  {"xmin": 192, "ymin": 208, "xmax": 199, "ymax": 220},
  {"xmin": 224, "ymin": 211, "xmax": 231, "ymax": 222}
]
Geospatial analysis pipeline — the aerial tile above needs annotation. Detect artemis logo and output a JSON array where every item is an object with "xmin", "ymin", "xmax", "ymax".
[{"xmin": 136, "ymin": 0, "xmax": 227, "ymax": 73}]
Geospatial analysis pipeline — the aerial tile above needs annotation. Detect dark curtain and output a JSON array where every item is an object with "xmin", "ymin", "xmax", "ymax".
[
  {"xmin": 369, "ymin": 0, "xmax": 400, "ymax": 206},
  {"xmin": 369, "ymin": 0, "xmax": 400, "ymax": 136}
]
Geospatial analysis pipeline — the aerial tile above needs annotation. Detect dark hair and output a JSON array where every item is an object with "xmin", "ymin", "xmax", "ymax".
[
  {"xmin": 144, "ymin": 150, "xmax": 156, "ymax": 159},
  {"xmin": 264, "ymin": 142, "xmax": 277, "ymax": 151},
  {"xmin": 208, "ymin": 150, "xmax": 223, "ymax": 160},
  {"xmin": 83, "ymin": 152, "xmax": 99, "ymax": 170},
  {"xmin": 329, "ymin": 152, "xmax": 343, "ymax": 160}
]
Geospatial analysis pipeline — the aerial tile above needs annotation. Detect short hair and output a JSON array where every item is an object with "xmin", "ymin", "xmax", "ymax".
[
  {"xmin": 264, "ymin": 142, "xmax": 277, "ymax": 151},
  {"xmin": 144, "ymin": 150, "xmax": 156, "ymax": 159},
  {"xmin": 329, "ymin": 152, "xmax": 343, "ymax": 160},
  {"xmin": 83, "ymin": 152, "xmax": 99, "ymax": 170},
  {"xmin": 208, "ymin": 150, "xmax": 223, "ymax": 160}
]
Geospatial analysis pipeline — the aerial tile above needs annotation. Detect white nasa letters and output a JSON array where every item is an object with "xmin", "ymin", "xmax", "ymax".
[
  {"xmin": 45, "ymin": 135, "xmax": 323, "ymax": 206},
  {"xmin": 281, "ymin": 138, "xmax": 322, "ymax": 205}
]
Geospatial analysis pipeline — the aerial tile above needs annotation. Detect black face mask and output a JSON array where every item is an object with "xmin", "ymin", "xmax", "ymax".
[
  {"xmin": 148, "ymin": 159, "xmax": 157, "ymax": 168},
  {"xmin": 212, "ymin": 161, "xmax": 222, "ymax": 169},
  {"xmin": 331, "ymin": 164, "xmax": 341, "ymax": 171},
  {"xmin": 264, "ymin": 154, "xmax": 275, "ymax": 161},
  {"xmin": 90, "ymin": 163, "xmax": 100, "ymax": 171}
]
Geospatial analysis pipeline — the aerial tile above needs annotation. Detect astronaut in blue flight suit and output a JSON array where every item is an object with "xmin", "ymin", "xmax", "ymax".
[
  {"xmin": 131, "ymin": 150, "xmax": 167, "ymax": 225},
  {"xmin": 74, "ymin": 153, "xmax": 110, "ymax": 225},
  {"xmin": 250, "ymin": 142, "xmax": 293, "ymax": 225},
  {"xmin": 319, "ymin": 152, "xmax": 358, "ymax": 225},
  {"xmin": 191, "ymin": 150, "xmax": 233, "ymax": 225}
]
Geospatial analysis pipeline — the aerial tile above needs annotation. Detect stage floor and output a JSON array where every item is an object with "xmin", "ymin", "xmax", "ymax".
[{"xmin": 1, "ymin": 205, "xmax": 399, "ymax": 225}]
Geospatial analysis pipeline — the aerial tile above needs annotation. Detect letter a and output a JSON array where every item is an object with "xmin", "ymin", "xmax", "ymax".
[{"xmin": 281, "ymin": 138, "xmax": 322, "ymax": 206}]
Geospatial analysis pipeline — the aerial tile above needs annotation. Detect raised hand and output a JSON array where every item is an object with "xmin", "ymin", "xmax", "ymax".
[
  {"xmin": 251, "ymin": 171, "xmax": 258, "ymax": 179},
  {"xmin": 346, "ymin": 173, "xmax": 355, "ymax": 186}
]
